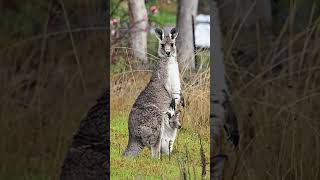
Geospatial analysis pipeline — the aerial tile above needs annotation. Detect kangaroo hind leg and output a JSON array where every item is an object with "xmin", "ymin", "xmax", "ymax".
[
  {"xmin": 123, "ymin": 137, "xmax": 144, "ymax": 157},
  {"xmin": 151, "ymin": 140, "xmax": 161, "ymax": 159}
]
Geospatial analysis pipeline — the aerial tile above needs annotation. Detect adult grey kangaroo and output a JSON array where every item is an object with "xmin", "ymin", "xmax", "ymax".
[{"xmin": 123, "ymin": 27, "xmax": 184, "ymax": 158}]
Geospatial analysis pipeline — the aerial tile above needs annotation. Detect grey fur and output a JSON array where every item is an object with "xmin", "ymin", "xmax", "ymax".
[
  {"xmin": 123, "ymin": 27, "xmax": 182, "ymax": 158},
  {"xmin": 166, "ymin": 109, "xmax": 181, "ymax": 129},
  {"xmin": 122, "ymin": 58, "xmax": 172, "ymax": 158},
  {"xmin": 161, "ymin": 110, "xmax": 181, "ymax": 154},
  {"xmin": 60, "ymin": 92, "xmax": 108, "ymax": 180}
]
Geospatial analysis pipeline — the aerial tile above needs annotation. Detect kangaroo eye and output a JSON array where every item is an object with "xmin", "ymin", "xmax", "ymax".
[
  {"xmin": 161, "ymin": 44, "xmax": 165, "ymax": 48},
  {"xmin": 170, "ymin": 43, "xmax": 174, "ymax": 47}
]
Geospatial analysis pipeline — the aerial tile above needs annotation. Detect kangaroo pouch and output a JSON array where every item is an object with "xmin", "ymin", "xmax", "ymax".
[{"xmin": 129, "ymin": 105, "xmax": 163, "ymax": 146}]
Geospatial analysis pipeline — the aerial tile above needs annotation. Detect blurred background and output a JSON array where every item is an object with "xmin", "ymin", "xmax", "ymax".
[
  {"xmin": 214, "ymin": 0, "xmax": 320, "ymax": 179},
  {"xmin": 0, "ymin": 0, "xmax": 107, "ymax": 179}
]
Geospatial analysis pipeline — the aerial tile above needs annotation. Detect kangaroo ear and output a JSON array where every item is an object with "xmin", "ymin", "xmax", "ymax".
[
  {"xmin": 154, "ymin": 28, "xmax": 163, "ymax": 41},
  {"xmin": 170, "ymin": 27, "xmax": 178, "ymax": 40}
]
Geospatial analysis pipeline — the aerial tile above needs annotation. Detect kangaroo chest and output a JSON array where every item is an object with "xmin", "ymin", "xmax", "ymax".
[{"xmin": 165, "ymin": 60, "xmax": 181, "ymax": 95}]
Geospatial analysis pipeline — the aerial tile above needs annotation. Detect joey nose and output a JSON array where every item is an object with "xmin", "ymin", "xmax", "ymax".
[
  {"xmin": 166, "ymin": 52, "xmax": 170, "ymax": 56},
  {"xmin": 177, "ymin": 124, "xmax": 182, "ymax": 129}
]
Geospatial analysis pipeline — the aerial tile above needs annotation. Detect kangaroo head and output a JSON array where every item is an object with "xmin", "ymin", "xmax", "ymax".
[
  {"xmin": 154, "ymin": 27, "xmax": 179, "ymax": 58},
  {"xmin": 168, "ymin": 110, "xmax": 181, "ymax": 129}
]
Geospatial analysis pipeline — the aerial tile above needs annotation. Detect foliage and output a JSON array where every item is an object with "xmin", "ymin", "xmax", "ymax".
[
  {"xmin": 110, "ymin": 0, "xmax": 177, "ymax": 49},
  {"xmin": 148, "ymin": 11, "xmax": 176, "ymax": 26}
]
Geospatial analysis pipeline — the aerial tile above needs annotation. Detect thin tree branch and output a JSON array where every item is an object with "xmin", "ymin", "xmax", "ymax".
[{"xmin": 60, "ymin": 0, "xmax": 87, "ymax": 93}]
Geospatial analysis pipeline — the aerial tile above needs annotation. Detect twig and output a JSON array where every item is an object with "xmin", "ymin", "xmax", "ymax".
[
  {"xmin": 288, "ymin": 0, "xmax": 296, "ymax": 88},
  {"xmin": 111, "ymin": 19, "xmax": 148, "ymax": 46},
  {"xmin": 231, "ymin": 150, "xmax": 240, "ymax": 180},
  {"xmin": 60, "ymin": 0, "xmax": 87, "ymax": 93},
  {"xmin": 1, "ymin": 27, "xmax": 108, "ymax": 52}
]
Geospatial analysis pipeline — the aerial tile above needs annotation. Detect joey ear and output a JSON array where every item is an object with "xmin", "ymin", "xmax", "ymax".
[
  {"xmin": 154, "ymin": 28, "xmax": 163, "ymax": 41},
  {"xmin": 170, "ymin": 27, "xmax": 178, "ymax": 39}
]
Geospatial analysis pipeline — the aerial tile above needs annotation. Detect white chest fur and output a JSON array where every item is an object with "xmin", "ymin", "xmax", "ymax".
[
  {"xmin": 165, "ymin": 58, "xmax": 181, "ymax": 98},
  {"xmin": 161, "ymin": 57, "xmax": 181, "ymax": 154}
]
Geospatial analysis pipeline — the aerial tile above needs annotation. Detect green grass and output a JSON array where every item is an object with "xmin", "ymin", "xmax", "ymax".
[
  {"xmin": 147, "ymin": 33, "xmax": 158, "ymax": 57},
  {"xmin": 111, "ymin": 56, "xmax": 127, "ymax": 74},
  {"xmin": 110, "ymin": 114, "xmax": 210, "ymax": 179},
  {"xmin": 110, "ymin": 57, "xmax": 210, "ymax": 179},
  {"xmin": 195, "ymin": 49, "xmax": 210, "ymax": 70},
  {"xmin": 149, "ymin": 11, "xmax": 176, "ymax": 26},
  {"xmin": 147, "ymin": 0, "xmax": 177, "ymax": 26}
]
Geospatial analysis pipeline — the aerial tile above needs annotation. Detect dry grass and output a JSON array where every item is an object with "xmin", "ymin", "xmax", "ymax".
[
  {"xmin": 110, "ymin": 48, "xmax": 210, "ymax": 179},
  {"xmin": 0, "ymin": 30, "xmax": 106, "ymax": 179},
  {"xmin": 0, "ymin": 1, "xmax": 107, "ymax": 178},
  {"xmin": 219, "ymin": 6, "xmax": 320, "ymax": 179}
]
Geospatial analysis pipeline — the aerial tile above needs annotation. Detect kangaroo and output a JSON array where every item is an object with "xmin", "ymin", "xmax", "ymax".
[
  {"xmin": 166, "ymin": 108, "xmax": 182, "ymax": 129},
  {"xmin": 60, "ymin": 92, "xmax": 108, "ymax": 179},
  {"xmin": 162, "ymin": 109, "xmax": 181, "ymax": 154},
  {"xmin": 123, "ymin": 27, "xmax": 183, "ymax": 158}
]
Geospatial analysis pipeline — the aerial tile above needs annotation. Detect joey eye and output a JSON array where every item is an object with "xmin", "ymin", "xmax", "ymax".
[
  {"xmin": 170, "ymin": 43, "xmax": 174, "ymax": 47},
  {"xmin": 161, "ymin": 44, "xmax": 165, "ymax": 48}
]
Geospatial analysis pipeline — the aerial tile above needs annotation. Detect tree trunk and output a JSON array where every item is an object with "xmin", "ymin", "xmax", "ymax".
[
  {"xmin": 211, "ymin": 2, "xmax": 239, "ymax": 178},
  {"xmin": 212, "ymin": 155, "xmax": 228, "ymax": 179},
  {"xmin": 128, "ymin": 0, "xmax": 148, "ymax": 68},
  {"xmin": 211, "ymin": 0, "xmax": 239, "ymax": 150},
  {"xmin": 256, "ymin": 0, "xmax": 272, "ymax": 28},
  {"xmin": 176, "ymin": 0, "xmax": 198, "ymax": 70}
]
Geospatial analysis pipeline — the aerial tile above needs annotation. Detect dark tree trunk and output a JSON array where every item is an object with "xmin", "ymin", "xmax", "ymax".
[
  {"xmin": 211, "ymin": 0, "xmax": 239, "ymax": 153},
  {"xmin": 211, "ymin": 1, "xmax": 239, "ymax": 178}
]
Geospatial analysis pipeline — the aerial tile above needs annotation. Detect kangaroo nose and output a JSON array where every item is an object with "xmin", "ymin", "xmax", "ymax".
[
  {"xmin": 166, "ymin": 52, "xmax": 170, "ymax": 56},
  {"xmin": 177, "ymin": 124, "xmax": 182, "ymax": 129}
]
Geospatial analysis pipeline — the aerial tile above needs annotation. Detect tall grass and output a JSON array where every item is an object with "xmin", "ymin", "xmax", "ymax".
[
  {"xmin": 0, "ymin": 1, "xmax": 107, "ymax": 178},
  {"xmin": 110, "ymin": 47, "xmax": 210, "ymax": 179},
  {"xmin": 218, "ymin": 3, "xmax": 320, "ymax": 179}
]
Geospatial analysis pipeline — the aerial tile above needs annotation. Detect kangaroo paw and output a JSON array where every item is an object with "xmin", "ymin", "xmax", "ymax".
[{"xmin": 170, "ymin": 98, "xmax": 176, "ymax": 111}]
